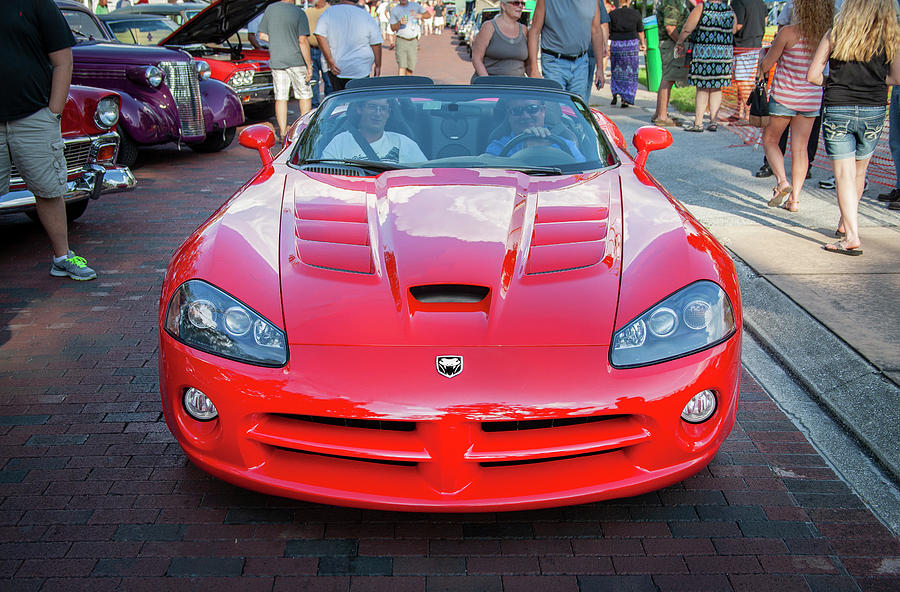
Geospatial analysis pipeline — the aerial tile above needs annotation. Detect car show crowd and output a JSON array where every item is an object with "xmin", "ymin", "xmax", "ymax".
[{"xmin": 3, "ymin": 0, "xmax": 900, "ymax": 282}]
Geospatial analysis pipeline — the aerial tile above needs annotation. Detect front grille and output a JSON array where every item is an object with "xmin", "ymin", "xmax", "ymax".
[
  {"xmin": 10, "ymin": 138, "xmax": 92, "ymax": 182},
  {"xmin": 253, "ymin": 71, "xmax": 272, "ymax": 86},
  {"xmin": 273, "ymin": 413, "xmax": 416, "ymax": 432},
  {"xmin": 481, "ymin": 415, "xmax": 625, "ymax": 432},
  {"xmin": 159, "ymin": 61, "xmax": 205, "ymax": 138}
]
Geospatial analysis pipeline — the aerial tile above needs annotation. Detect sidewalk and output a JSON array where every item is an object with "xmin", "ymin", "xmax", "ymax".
[{"xmin": 586, "ymin": 83, "xmax": 900, "ymax": 485}]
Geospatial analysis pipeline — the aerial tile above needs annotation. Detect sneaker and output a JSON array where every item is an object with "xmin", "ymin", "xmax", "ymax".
[
  {"xmin": 877, "ymin": 188, "xmax": 899, "ymax": 202},
  {"xmin": 754, "ymin": 163, "xmax": 773, "ymax": 178},
  {"xmin": 50, "ymin": 251, "xmax": 97, "ymax": 281},
  {"xmin": 819, "ymin": 176, "xmax": 835, "ymax": 189}
]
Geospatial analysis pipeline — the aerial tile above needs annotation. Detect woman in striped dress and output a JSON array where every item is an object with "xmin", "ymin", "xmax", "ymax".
[
  {"xmin": 759, "ymin": 0, "xmax": 833, "ymax": 211},
  {"xmin": 676, "ymin": 0, "xmax": 738, "ymax": 132}
]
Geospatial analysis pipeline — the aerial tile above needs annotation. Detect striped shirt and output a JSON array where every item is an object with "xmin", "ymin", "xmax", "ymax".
[{"xmin": 770, "ymin": 41, "xmax": 822, "ymax": 113}]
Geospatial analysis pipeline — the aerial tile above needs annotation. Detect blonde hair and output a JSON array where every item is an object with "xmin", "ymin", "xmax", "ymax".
[
  {"xmin": 793, "ymin": 0, "xmax": 832, "ymax": 47},
  {"xmin": 832, "ymin": 0, "xmax": 900, "ymax": 62}
]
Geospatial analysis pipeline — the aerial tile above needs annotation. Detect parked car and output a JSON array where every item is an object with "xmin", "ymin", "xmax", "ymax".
[
  {"xmin": 110, "ymin": 0, "xmax": 274, "ymax": 117},
  {"xmin": 99, "ymin": 12, "xmax": 178, "ymax": 45},
  {"xmin": 1, "ymin": 85, "xmax": 136, "ymax": 222},
  {"xmin": 57, "ymin": 0, "xmax": 245, "ymax": 167},
  {"xmin": 158, "ymin": 77, "xmax": 742, "ymax": 511}
]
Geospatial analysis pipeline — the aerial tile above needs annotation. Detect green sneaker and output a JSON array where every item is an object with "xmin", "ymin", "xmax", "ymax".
[{"xmin": 50, "ymin": 251, "xmax": 97, "ymax": 281}]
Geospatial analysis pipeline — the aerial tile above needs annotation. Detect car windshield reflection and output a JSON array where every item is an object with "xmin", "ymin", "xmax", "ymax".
[{"xmin": 291, "ymin": 86, "xmax": 617, "ymax": 175}]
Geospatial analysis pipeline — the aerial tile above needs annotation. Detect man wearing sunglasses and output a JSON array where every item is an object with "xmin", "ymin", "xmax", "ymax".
[
  {"xmin": 485, "ymin": 99, "xmax": 585, "ymax": 160},
  {"xmin": 323, "ymin": 99, "xmax": 426, "ymax": 163}
]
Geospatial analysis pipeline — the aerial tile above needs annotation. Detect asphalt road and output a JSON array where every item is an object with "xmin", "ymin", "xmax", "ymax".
[{"xmin": 0, "ymin": 31, "xmax": 899, "ymax": 591}]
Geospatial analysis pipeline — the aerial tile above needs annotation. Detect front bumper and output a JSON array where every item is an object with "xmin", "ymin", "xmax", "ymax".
[
  {"xmin": 230, "ymin": 83, "xmax": 274, "ymax": 106},
  {"xmin": 1, "ymin": 131, "xmax": 136, "ymax": 215},
  {"xmin": 159, "ymin": 337, "xmax": 742, "ymax": 511}
]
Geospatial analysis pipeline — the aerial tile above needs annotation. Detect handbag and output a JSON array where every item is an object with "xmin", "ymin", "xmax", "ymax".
[{"xmin": 747, "ymin": 79, "xmax": 769, "ymax": 128}]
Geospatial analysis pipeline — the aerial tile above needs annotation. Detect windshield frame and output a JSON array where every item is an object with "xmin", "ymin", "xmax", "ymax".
[{"xmin": 289, "ymin": 84, "xmax": 620, "ymax": 176}]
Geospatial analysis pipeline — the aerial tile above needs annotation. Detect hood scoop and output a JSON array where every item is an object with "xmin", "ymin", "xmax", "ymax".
[
  {"xmin": 295, "ymin": 201, "xmax": 373, "ymax": 274},
  {"xmin": 526, "ymin": 205, "xmax": 610, "ymax": 275},
  {"xmin": 409, "ymin": 284, "xmax": 490, "ymax": 303}
]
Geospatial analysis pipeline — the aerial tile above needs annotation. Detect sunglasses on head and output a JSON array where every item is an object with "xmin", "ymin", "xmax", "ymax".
[{"xmin": 508, "ymin": 104, "xmax": 544, "ymax": 116}]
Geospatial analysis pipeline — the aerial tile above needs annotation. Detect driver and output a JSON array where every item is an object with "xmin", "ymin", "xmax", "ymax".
[
  {"xmin": 322, "ymin": 98, "xmax": 426, "ymax": 163},
  {"xmin": 485, "ymin": 99, "xmax": 585, "ymax": 160}
]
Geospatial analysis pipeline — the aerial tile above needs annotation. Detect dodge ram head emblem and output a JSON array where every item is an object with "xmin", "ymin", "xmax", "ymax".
[{"xmin": 436, "ymin": 356, "xmax": 463, "ymax": 378}]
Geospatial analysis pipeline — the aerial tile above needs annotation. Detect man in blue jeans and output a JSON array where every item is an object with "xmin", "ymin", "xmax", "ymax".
[
  {"xmin": 527, "ymin": 0, "xmax": 608, "ymax": 103},
  {"xmin": 879, "ymin": 89, "xmax": 900, "ymax": 209}
]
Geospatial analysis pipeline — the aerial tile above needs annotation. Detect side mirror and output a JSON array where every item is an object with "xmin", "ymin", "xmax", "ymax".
[
  {"xmin": 239, "ymin": 124, "xmax": 275, "ymax": 167},
  {"xmin": 632, "ymin": 126, "xmax": 673, "ymax": 169}
]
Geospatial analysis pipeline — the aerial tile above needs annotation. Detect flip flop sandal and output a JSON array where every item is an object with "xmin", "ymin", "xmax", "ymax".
[
  {"xmin": 651, "ymin": 118, "xmax": 677, "ymax": 127},
  {"xmin": 823, "ymin": 241, "xmax": 863, "ymax": 256},
  {"xmin": 834, "ymin": 229, "xmax": 846, "ymax": 238},
  {"xmin": 782, "ymin": 200, "xmax": 799, "ymax": 212},
  {"xmin": 768, "ymin": 185, "xmax": 792, "ymax": 207},
  {"xmin": 684, "ymin": 124, "xmax": 704, "ymax": 132}
]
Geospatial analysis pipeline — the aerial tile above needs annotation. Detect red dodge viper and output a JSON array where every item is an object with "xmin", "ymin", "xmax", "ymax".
[{"xmin": 159, "ymin": 77, "xmax": 742, "ymax": 511}]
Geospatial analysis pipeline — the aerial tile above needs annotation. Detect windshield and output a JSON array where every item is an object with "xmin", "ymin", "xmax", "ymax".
[
  {"xmin": 62, "ymin": 9, "xmax": 110, "ymax": 42},
  {"xmin": 292, "ymin": 85, "xmax": 617, "ymax": 175},
  {"xmin": 104, "ymin": 18, "xmax": 178, "ymax": 45}
]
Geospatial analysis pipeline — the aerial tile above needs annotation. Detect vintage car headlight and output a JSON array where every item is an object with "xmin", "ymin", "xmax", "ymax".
[
  {"xmin": 610, "ymin": 280, "xmax": 735, "ymax": 368},
  {"xmin": 93, "ymin": 96, "xmax": 120, "ymax": 129},
  {"xmin": 194, "ymin": 60, "xmax": 211, "ymax": 80},
  {"xmin": 164, "ymin": 280, "xmax": 287, "ymax": 367},
  {"xmin": 144, "ymin": 65, "xmax": 164, "ymax": 87},
  {"xmin": 227, "ymin": 70, "xmax": 254, "ymax": 88}
]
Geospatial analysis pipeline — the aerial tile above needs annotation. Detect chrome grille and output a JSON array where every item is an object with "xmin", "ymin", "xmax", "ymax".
[
  {"xmin": 159, "ymin": 61, "xmax": 205, "ymax": 138},
  {"xmin": 10, "ymin": 138, "xmax": 92, "ymax": 182}
]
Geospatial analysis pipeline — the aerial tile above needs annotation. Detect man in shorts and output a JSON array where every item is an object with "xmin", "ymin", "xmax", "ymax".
[
  {"xmin": 1, "ymin": 0, "xmax": 97, "ymax": 280},
  {"xmin": 390, "ymin": 0, "xmax": 427, "ymax": 76},
  {"xmin": 651, "ymin": 0, "xmax": 690, "ymax": 126},
  {"xmin": 259, "ymin": 0, "xmax": 314, "ymax": 140}
]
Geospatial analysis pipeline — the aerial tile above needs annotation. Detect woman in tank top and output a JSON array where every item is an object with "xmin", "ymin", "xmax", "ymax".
[
  {"xmin": 471, "ymin": 0, "xmax": 530, "ymax": 78},
  {"xmin": 758, "ymin": 0, "xmax": 832, "ymax": 213},
  {"xmin": 808, "ymin": 0, "xmax": 900, "ymax": 255}
]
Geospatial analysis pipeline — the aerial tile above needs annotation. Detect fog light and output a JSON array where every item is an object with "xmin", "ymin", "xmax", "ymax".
[
  {"xmin": 681, "ymin": 390, "xmax": 716, "ymax": 423},
  {"xmin": 183, "ymin": 387, "xmax": 218, "ymax": 421}
]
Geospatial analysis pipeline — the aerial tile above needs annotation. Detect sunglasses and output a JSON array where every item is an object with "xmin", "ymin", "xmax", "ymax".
[
  {"xmin": 363, "ymin": 103, "xmax": 390, "ymax": 114},
  {"xmin": 508, "ymin": 104, "xmax": 544, "ymax": 116}
]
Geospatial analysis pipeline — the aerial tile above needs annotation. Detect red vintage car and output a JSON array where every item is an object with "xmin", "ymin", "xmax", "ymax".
[
  {"xmin": 158, "ymin": 78, "xmax": 742, "ymax": 511},
  {"xmin": 1, "ymin": 85, "xmax": 135, "ymax": 221}
]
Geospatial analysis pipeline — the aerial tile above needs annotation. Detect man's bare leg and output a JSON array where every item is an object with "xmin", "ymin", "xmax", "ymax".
[
  {"xmin": 34, "ymin": 195, "xmax": 69, "ymax": 257},
  {"xmin": 275, "ymin": 99, "xmax": 289, "ymax": 139}
]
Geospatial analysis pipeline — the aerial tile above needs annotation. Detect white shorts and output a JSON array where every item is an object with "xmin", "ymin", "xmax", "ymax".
[{"xmin": 273, "ymin": 66, "xmax": 313, "ymax": 101}]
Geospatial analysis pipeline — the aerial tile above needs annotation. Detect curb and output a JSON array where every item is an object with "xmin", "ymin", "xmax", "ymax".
[{"xmin": 732, "ymin": 252, "xmax": 900, "ymax": 485}]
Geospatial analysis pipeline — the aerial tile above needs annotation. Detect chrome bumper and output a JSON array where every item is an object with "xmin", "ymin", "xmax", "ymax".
[{"xmin": 0, "ymin": 164, "xmax": 135, "ymax": 215}]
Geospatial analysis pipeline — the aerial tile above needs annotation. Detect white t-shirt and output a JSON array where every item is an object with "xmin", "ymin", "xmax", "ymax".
[
  {"xmin": 390, "ymin": 2, "xmax": 426, "ymax": 40},
  {"xmin": 247, "ymin": 14, "xmax": 268, "ymax": 48},
  {"xmin": 323, "ymin": 130, "xmax": 427, "ymax": 163},
  {"xmin": 314, "ymin": 5, "xmax": 383, "ymax": 79}
]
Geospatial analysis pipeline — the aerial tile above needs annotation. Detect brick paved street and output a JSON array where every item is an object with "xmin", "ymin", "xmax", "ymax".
[{"xmin": 1, "ymin": 31, "xmax": 899, "ymax": 592}]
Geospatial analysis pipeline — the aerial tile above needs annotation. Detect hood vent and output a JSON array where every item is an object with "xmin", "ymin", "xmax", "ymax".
[
  {"xmin": 295, "ymin": 202, "xmax": 373, "ymax": 274},
  {"xmin": 410, "ymin": 284, "xmax": 490, "ymax": 303},
  {"xmin": 526, "ymin": 205, "xmax": 610, "ymax": 275},
  {"xmin": 301, "ymin": 164, "xmax": 366, "ymax": 177}
]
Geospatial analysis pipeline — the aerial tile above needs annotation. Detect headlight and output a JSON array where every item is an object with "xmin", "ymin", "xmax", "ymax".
[
  {"xmin": 164, "ymin": 279, "xmax": 287, "ymax": 367},
  {"xmin": 227, "ymin": 70, "xmax": 254, "ymax": 88},
  {"xmin": 610, "ymin": 280, "xmax": 735, "ymax": 368},
  {"xmin": 144, "ymin": 65, "xmax": 164, "ymax": 87},
  {"xmin": 93, "ymin": 96, "xmax": 120, "ymax": 129},
  {"xmin": 194, "ymin": 59, "xmax": 211, "ymax": 80}
]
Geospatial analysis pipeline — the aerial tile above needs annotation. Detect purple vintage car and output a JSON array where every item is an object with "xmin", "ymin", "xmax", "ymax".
[{"xmin": 57, "ymin": 0, "xmax": 245, "ymax": 167}]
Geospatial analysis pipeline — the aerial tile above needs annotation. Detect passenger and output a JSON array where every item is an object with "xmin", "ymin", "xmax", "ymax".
[
  {"xmin": 322, "ymin": 98, "xmax": 426, "ymax": 163},
  {"xmin": 485, "ymin": 99, "xmax": 585, "ymax": 160}
]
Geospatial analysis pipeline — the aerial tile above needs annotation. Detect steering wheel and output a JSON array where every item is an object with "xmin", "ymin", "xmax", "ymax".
[{"xmin": 498, "ymin": 132, "xmax": 576, "ymax": 158}]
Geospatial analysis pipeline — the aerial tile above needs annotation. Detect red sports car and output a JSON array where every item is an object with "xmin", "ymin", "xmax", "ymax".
[{"xmin": 159, "ymin": 78, "xmax": 741, "ymax": 511}]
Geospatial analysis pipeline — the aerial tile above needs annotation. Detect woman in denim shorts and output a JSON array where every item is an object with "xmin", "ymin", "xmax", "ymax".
[
  {"xmin": 808, "ymin": 0, "xmax": 900, "ymax": 255},
  {"xmin": 756, "ymin": 0, "xmax": 832, "ymax": 212}
]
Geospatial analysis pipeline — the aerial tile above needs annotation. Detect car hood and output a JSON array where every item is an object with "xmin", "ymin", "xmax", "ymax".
[
  {"xmin": 72, "ymin": 41, "xmax": 192, "ymax": 64},
  {"xmin": 279, "ymin": 169, "xmax": 623, "ymax": 347},
  {"xmin": 160, "ymin": 0, "xmax": 275, "ymax": 46}
]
